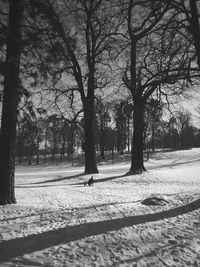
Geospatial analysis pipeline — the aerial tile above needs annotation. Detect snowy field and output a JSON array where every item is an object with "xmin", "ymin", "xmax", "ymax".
[{"xmin": 1, "ymin": 148, "xmax": 200, "ymax": 266}]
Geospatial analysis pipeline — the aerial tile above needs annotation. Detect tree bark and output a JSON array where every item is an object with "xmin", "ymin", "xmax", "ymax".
[
  {"xmin": 129, "ymin": 97, "xmax": 146, "ymax": 174},
  {"xmin": 83, "ymin": 100, "xmax": 99, "ymax": 174},
  {"xmin": 0, "ymin": 0, "xmax": 23, "ymax": 205}
]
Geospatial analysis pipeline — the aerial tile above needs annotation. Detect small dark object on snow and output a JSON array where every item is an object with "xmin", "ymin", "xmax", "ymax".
[
  {"xmin": 84, "ymin": 176, "xmax": 94, "ymax": 186},
  {"xmin": 141, "ymin": 196, "xmax": 169, "ymax": 206}
]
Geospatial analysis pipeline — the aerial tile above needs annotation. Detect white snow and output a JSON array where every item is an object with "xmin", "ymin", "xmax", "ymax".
[{"xmin": 1, "ymin": 148, "xmax": 200, "ymax": 266}]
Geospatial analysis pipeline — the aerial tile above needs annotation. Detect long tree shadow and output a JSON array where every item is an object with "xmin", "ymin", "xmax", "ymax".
[
  {"xmin": 70, "ymin": 173, "xmax": 128, "ymax": 186},
  {"xmin": 16, "ymin": 184, "xmax": 70, "ymax": 189},
  {"xmin": 32, "ymin": 173, "xmax": 85, "ymax": 184},
  {"xmin": 1, "ymin": 198, "xmax": 200, "ymax": 262},
  {"xmin": 148, "ymin": 158, "xmax": 200, "ymax": 170}
]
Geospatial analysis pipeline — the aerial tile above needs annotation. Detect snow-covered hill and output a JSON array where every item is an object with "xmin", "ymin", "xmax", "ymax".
[{"xmin": 1, "ymin": 148, "xmax": 200, "ymax": 266}]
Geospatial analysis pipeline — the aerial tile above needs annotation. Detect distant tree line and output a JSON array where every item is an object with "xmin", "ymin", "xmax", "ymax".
[{"xmin": 15, "ymin": 101, "xmax": 200, "ymax": 165}]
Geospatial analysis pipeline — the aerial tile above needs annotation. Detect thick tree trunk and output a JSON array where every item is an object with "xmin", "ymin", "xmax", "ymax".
[
  {"xmin": 0, "ymin": 0, "xmax": 23, "ymax": 205},
  {"xmin": 129, "ymin": 97, "xmax": 146, "ymax": 174},
  {"xmin": 83, "ymin": 100, "xmax": 98, "ymax": 174}
]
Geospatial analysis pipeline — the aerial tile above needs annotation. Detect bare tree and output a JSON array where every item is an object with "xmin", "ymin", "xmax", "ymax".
[
  {"xmin": 122, "ymin": 0, "xmax": 198, "ymax": 174},
  {"xmin": 30, "ymin": 0, "xmax": 122, "ymax": 173}
]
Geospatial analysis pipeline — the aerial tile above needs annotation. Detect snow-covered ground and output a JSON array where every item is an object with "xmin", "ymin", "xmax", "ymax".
[{"xmin": 1, "ymin": 148, "xmax": 200, "ymax": 266}]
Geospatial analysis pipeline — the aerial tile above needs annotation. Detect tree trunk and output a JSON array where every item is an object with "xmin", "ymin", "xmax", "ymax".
[
  {"xmin": 44, "ymin": 127, "xmax": 48, "ymax": 164},
  {"xmin": 60, "ymin": 135, "xmax": 66, "ymax": 162},
  {"xmin": 28, "ymin": 145, "xmax": 32, "ymax": 165},
  {"xmin": 0, "ymin": 0, "xmax": 23, "ymax": 205},
  {"xmin": 36, "ymin": 135, "xmax": 40, "ymax": 165},
  {"xmin": 51, "ymin": 143, "xmax": 55, "ymax": 164},
  {"xmin": 83, "ymin": 100, "xmax": 98, "ymax": 174},
  {"xmin": 129, "ymin": 97, "xmax": 146, "ymax": 174}
]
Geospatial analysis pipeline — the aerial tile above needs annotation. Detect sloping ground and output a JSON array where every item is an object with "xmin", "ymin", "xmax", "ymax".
[{"xmin": 0, "ymin": 148, "xmax": 200, "ymax": 266}]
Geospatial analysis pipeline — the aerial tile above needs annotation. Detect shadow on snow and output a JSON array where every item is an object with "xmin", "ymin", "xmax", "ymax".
[
  {"xmin": 32, "ymin": 173, "xmax": 85, "ymax": 184},
  {"xmin": 1, "ymin": 198, "xmax": 200, "ymax": 262},
  {"xmin": 69, "ymin": 173, "xmax": 128, "ymax": 186}
]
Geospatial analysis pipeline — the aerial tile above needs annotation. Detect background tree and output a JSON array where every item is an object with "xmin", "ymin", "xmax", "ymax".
[
  {"xmin": 123, "ymin": 101, "xmax": 133, "ymax": 152},
  {"xmin": 167, "ymin": 116, "xmax": 179, "ymax": 149},
  {"xmin": 95, "ymin": 99, "xmax": 111, "ymax": 159},
  {"xmin": 145, "ymin": 99, "xmax": 163, "ymax": 152},
  {"xmin": 176, "ymin": 108, "xmax": 194, "ymax": 148},
  {"xmin": 59, "ymin": 119, "xmax": 69, "ymax": 162},
  {"xmin": 114, "ymin": 101, "xmax": 130, "ymax": 155}
]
